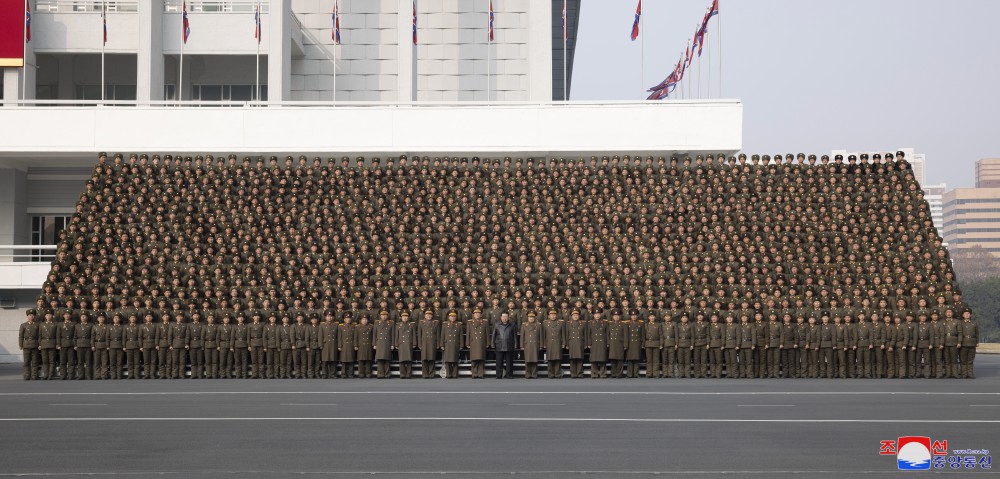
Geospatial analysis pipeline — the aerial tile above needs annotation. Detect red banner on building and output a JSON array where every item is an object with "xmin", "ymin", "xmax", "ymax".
[{"xmin": 0, "ymin": 1, "xmax": 27, "ymax": 67}]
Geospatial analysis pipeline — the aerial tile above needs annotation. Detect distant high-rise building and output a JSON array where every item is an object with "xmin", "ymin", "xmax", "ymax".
[
  {"xmin": 923, "ymin": 183, "xmax": 946, "ymax": 237},
  {"xmin": 943, "ymin": 188, "xmax": 1000, "ymax": 257},
  {"xmin": 976, "ymin": 159, "xmax": 1000, "ymax": 188}
]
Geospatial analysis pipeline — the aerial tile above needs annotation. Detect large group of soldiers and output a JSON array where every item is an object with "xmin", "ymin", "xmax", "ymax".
[{"xmin": 19, "ymin": 150, "xmax": 979, "ymax": 380}]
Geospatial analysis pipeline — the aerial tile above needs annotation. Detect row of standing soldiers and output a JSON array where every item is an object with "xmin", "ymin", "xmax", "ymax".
[{"xmin": 18, "ymin": 306, "xmax": 979, "ymax": 380}]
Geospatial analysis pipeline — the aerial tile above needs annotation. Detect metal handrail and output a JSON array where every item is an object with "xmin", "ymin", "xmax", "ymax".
[
  {"xmin": 0, "ymin": 245, "xmax": 59, "ymax": 250},
  {"xmin": 35, "ymin": 1, "xmax": 139, "ymax": 13},
  {"xmin": 0, "ymin": 99, "xmax": 737, "ymax": 108},
  {"xmin": 164, "ymin": 0, "xmax": 269, "ymax": 13},
  {"xmin": 0, "ymin": 246, "xmax": 58, "ymax": 263}
]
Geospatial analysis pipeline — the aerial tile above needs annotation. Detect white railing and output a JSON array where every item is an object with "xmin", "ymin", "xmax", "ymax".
[
  {"xmin": 35, "ymin": 1, "xmax": 139, "ymax": 13},
  {"xmin": 0, "ymin": 245, "xmax": 58, "ymax": 263},
  {"xmin": 164, "ymin": 0, "xmax": 269, "ymax": 13},
  {"xmin": 0, "ymin": 99, "xmax": 737, "ymax": 108}
]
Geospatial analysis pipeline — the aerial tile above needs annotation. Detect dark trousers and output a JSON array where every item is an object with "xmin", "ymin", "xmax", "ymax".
[
  {"xmin": 23, "ymin": 349, "xmax": 40, "ymax": 379},
  {"xmin": 525, "ymin": 361, "xmax": 539, "ymax": 378},
  {"xmin": 169, "ymin": 348, "xmax": 185, "ymax": 378},
  {"xmin": 470, "ymin": 359, "xmax": 485, "ymax": 378},
  {"xmin": 644, "ymin": 348, "xmax": 659, "ymax": 378},
  {"xmin": 780, "ymin": 348, "xmax": 796, "ymax": 378},
  {"xmin": 205, "ymin": 348, "xmax": 219, "ymax": 378},
  {"xmin": 709, "ymin": 347, "xmax": 723, "ymax": 377},
  {"xmin": 739, "ymin": 348, "xmax": 753, "ymax": 378},
  {"xmin": 694, "ymin": 347, "xmax": 708, "ymax": 377},
  {"xmin": 443, "ymin": 361, "xmax": 457, "ymax": 378},
  {"xmin": 495, "ymin": 351, "xmax": 514, "ymax": 378},
  {"xmin": 125, "ymin": 349, "xmax": 140, "ymax": 378},
  {"xmin": 109, "ymin": 349, "xmax": 123, "ymax": 379},
  {"xmin": 944, "ymin": 346, "xmax": 959, "ymax": 377},
  {"xmin": 142, "ymin": 348, "xmax": 156, "ymax": 379},
  {"xmin": 220, "ymin": 349, "xmax": 234, "ymax": 378},
  {"xmin": 377, "ymin": 359, "xmax": 392, "ymax": 378},
  {"xmin": 398, "ymin": 359, "xmax": 412, "ymax": 378},
  {"xmin": 157, "ymin": 347, "xmax": 169, "ymax": 378},
  {"xmin": 292, "ymin": 349, "xmax": 306, "ymax": 377},
  {"xmin": 960, "ymin": 346, "xmax": 976, "ymax": 378},
  {"xmin": 40, "ymin": 348, "xmax": 56, "ymax": 379},
  {"xmin": 589, "ymin": 360, "xmax": 605, "ymax": 378},
  {"xmin": 547, "ymin": 357, "xmax": 562, "ymax": 378},
  {"xmin": 76, "ymin": 348, "xmax": 92, "ymax": 380},
  {"xmin": 279, "ymin": 350, "xmax": 292, "ymax": 378},
  {"xmin": 723, "ymin": 348, "xmax": 738, "ymax": 378},
  {"xmin": 678, "ymin": 348, "xmax": 693, "ymax": 378},
  {"xmin": 916, "ymin": 347, "xmax": 932, "ymax": 378},
  {"xmin": 421, "ymin": 360, "xmax": 435, "ymax": 378},
  {"xmin": 188, "ymin": 348, "xmax": 204, "ymax": 379},
  {"xmin": 932, "ymin": 347, "xmax": 944, "ymax": 378},
  {"xmin": 661, "ymin": 347, "xmax": 676, "ymax": 378},
  {"xmin": 234, "ymin": 349, "xmax": 249, "ymax": 378},
  {"xmin": 250, "ymin": 348, "xmax": 264, "ymax": 378},
  {"xmin": 59, "ymin": 348, "xmax": 74, "ymax": 379},
  {"xmin": 265, "ymin": 349, "xmax": 278, "ymax": 378},
  {"xmin": 341, "ymin": 361, "xmax": 355, "ymax": 378},
  {"xmin": 570, "ymin": 358, "xmax": 584, "ymax": 378},
  {"xmin": 857, "ymin": 347, "xmax": 872, "ymax": 378}
]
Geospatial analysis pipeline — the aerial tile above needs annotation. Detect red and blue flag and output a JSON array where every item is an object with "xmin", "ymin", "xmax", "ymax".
[{"xmin": 630, "ymin": 0, "xmax": 641, "ymax": 41}]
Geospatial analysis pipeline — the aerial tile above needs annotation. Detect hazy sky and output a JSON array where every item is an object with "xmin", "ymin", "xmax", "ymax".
[{"xmin": 572, "ymin": 0, "xmax": 1000, "ymax": 189}]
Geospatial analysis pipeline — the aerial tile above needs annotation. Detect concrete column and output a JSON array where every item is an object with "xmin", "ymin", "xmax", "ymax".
[
  {"xmin": 267, "ymin": 0, "xmax": 291, "ymax": 104},
  {"xmin": 0, "ymin": 168, "xmax": 29, "ymax": 262},
  {"xmin": 526, "ymin": 0, "xmax": 551, "ymax": 102},
  {"xmin": 137, "ymin": 0, "xmax": 165, "ymax": 103},
  {"xmin": 396, "ymin": 0, "xmax": 414, "ymax": 102},
  {"xmin": 3, "ymin": 45, "xmax": 35, "ymax": 104},
  {"xmin": 57, "ymin": 55, "xmax": 73, "ymax": 99}
]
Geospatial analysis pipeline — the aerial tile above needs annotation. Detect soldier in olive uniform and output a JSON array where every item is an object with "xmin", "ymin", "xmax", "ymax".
[
  {"xmin": 942, "ymin": 311, "xmax": 960, "ymax": 378},
  {"xmin": 278, "ymin": 316, "xmax": 295, "ymax": 379},
  {"xmin": 56, "ymin": 312, "xmax": 76, "ymax": 380},
  {"xmin": 18, "ymin": 310, "xmax": 40, "ymax": 380},
  {"xmin": 92, "ymin": 315, "xmax": 110, "ymax": 380},
  {"xmin": 249, "ymin": 314, "xmax": 266, "ymax": 379},
  {"xmin": 625, "ymin": 311, "xmax": 645, "ymax": 378},
  {"xmin": 676, "ymin": 315, "xmax": 694, "ymax": 378},
  {"xmin": 960, "ymin": 310, "xmax": 979, "ymax": 379},
  {"xmin": 338, "ymin": 314, "xmax": 356, "ymax": 378},
  {"xmin": 218, "ymin": 316, "xmax": 235, "ymax": 378},
  {"xmin": 930, "ymin": 312, "xmax": 945, "ymax": 379},
  {"xmin": 187, "ymin": 314, "xmax": 206, "ymax": 379},
  {"xmin": 521, "ymin": 312, "xmax": 543, "ymax": 378},
  {"xmin": 356, "ymin": 315, "xmax": 376, "ymax": 378},
  {"xmin": 566, "ymin": 310, "xmax": 588, "ymax": 378},
  {"xmin": 320, "ymin": 312, "xmax": 340, "ymax": 378},
  {"xmin": 417, "ymin": 310, "xmax": 439, "ymax": 379},
  {"xmin": 833, "ymin": 316, "xmax": 848, "ymax": 379},
  {"xmin": 168, "ymin": 314, "xmax": 187, "ymax": 379},
  {"xmin": 642, "ymin": 313, "xmax": 660, "ymax": 378},
  {"xmin": 766, "ymin": 316, "xmax": 782, "ymax": 378},
  {"xmin": 893, "ymin": 316, "xmax": 910, "ymax": 379},
  {"xmin": 607, "ymin": 311, "xmax": 627, "ymax": 378},
  {"xmin": 466, "ymin": 309, "xmax": 490, "ymax": 379},
  {"xmin": 262, "ymin": 315, "xmax": 278, "ymax": 379},
  {"xmin": 818, "ymin": 315, "xmax": 834, "ymax": 378},
  {"xmin": 108, "ymin": 315, "xmax": 125, "ymax": 379},
  {"xmin": 883, "ymin": 316, "xmax": 897, "ymax": 379},
  {"xmin": 855, "ymin": 316, "xmax": 873, "ymax": 379},
  {"xmin": 542, "ymin": 310, "xmax": 565, "ymax": 378},
  {"xmin": 737, "ymin": 316, "xmax": 754, "ymax": 379},
  {"xmin": 707, "ymin": 314, "xmax": 724, "ymax": 378},
  {"xmin": 722, "ymin": 315, "xmax": 740, "ymax": 379},
  {"xmin": 292, "ymin": 314, "xmax": 308, "ymax": 379},
  {"xmin": 156, "ymin": 313, "xmax": 172, "ymax": 379},
  {"xmin": 203, "ymin": 315, "xmax": 219, "ymax": 379},
  {"xmin": 915, "ymin": 314, "xmax": 934, "ymax": 379},
  {"xmin": 693, "ymin": 314, "xmax": 710, "ymax": 378},
  {"xmin": 39, "ymin": 312, "xmax": 58, "ymax": 380},
  {"xmin": 374, "ymin": 311, "xmax": 396, "ymax": 378},
  {"xmin": 140, "ymin": 314, "xmax": 158, "ymax": 379},
  {"xmin": 441, "ymin": 312, "xmax": 463, "ymax": 378},
  {"xmin": 394, "ymin": 311, "xmax": 416, "ymax": 378},
  {"xmin": 124, "ymin": 314, "xmax": 141, "ymax": 379},
  {"xmin": 660, "ymin": 315, "xmax": 677, "ymax": 378},
  {"xmin": 306, "ymin": 315, "xmax": 322, "ymax": 378}
]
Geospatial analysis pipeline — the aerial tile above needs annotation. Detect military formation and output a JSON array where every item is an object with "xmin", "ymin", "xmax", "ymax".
[{"xmin": 19, "ymin": 151, "xmax": 978, "ymax": 380}]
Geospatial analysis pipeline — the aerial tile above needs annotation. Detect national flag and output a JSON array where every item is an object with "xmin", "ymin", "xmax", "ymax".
[
  {"xmin": 412, "ymin": 0, "xmax": 417, "ymax": 45},
  {"xmin": 630, "ymin": 0, "xmax": 641, "ymax": 41},
  {"xmin": 331, "ymin": 0, "xmax": 341, "ymax": 44},
  {"xmin": 684, "ymin": 40, "xmax": 691, "ymax": 67},
  {"xmin": 562, "ymin": 0, "xmax": 567, "ymax": 41},
  {"xmin": 254, "ymin": 1, "xmax": 262, "ymax": 44},
  {"xmin": 182, "ymin": 0, "xmax": 191, "ymax": 44},
  {"xmin": 488, "ymin": 0, "xmax": 494, "ymax": 42},
  {"xmin": 708, "ymin": 0, "xmax": 719, "ymax": 19},
  {"xmin": 102, "ymin": 3, "xmax": 107, "ymax": 45},
  {"xmin": 25, "ymin": 2, "xmax": 31, "ymax": 43},
  {"xmin": 696, "ymin": 13, "xmax": 708, "ymax": 56}
]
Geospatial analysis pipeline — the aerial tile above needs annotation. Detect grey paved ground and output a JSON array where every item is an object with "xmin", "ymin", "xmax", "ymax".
[{"xmin": 0, "ymin": 357, "xmax": 998, "ymax": 478}]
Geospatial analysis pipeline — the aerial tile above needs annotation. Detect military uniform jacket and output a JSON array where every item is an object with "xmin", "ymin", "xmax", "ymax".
[
  {"xmin": 781, "ymin": 323, "xmax": 797, "ymax": 348},
  {"xmin": 233, "ymin": 324, "xmax": 249, "ymax": 349},
  {"xmin": 203, "ymin": 323, "xmax": 219, "ymax": 349},
  {"xmin": 693, "ymin": 321, "xmax": 709, "ymax": 347},
  {"xmin": 916, "ymin": 323, "xmax": 934, "ymax": 348},
  {"xmin": 882, "ymin": 324, "xmax": 898, "ymax": 347},
  {"xmin": 942, "ymin": 319, "xmax": 960, "ymax": 347},
  {"xmin": 278, "ymin": 325, "xmax": 294, "ymax": 351},
  {"xmin": 796, "ymin": 323, "xmax": 809, "ymax": 348},
  {"xmin": 520, "ymin": 322, "xmax": 542, "ymax": 362},
  {"xmin": 542, "ymin": 320, "xmax": 565, "ymax": 353},
  {"xmin": 187, "ymin": 323, "xmax": 204, "ymax": 349},
  {"xmin": 39, "ymin": 322, "xmax": 57, "ymax": 349},
  {"xmin": 394, "ymin": 321, "xmax": 416, "ymax": 361},
  {"xmin": 819, "ymin": 324, "xmax": 834, "ymax": 348},
  {"xmin": 626, "ymin": 322, "xmax": 644, "ymax": 360},
  {"xmin": 293, "ymin": 324, "xmax": 308, "ymax": 349},
  {"xmin": 374, "ymin": 319, "xmax": 395, "ymax": 360},
  {"xmin": 108, "ymin": 324, "xmax": 124, "ymax": 349},
  {"xmin": 320, "ymin": 322, "xmax": 339, "ymax": 361},
  {"xmin": 169, "ymin": 323, "xmax": 187, "ymax": 348},
  {"xmin": 739, "ymin": 323, "xmax": 755, "ymax": 349},
  {"xmin": 156, "ymin": 322, "xmax": 171, "ymax": 348},
  {"xmin": 708, "ymin": 323, "xmax": 723, "ymax": 348},
  {"xmin": 140, "ymin": 323, "xmax": 157, "ymax": 348},
  {"xmin": 19, "ymin": 321, "xmax": 40, "ymax": 349},
  {"xmin": 767, "ymin": 321, "xmax": 782, "ymax": 348},
  {"xmin": 307, "ymin": 325, "xmax": 321, "ymax": 349},
  {"xmin": 124, "ymin": 324, "xmax": 141, "ymax": 349},
  {"xmin": 872, "ymin": 322, "xmax": 885, "ymax": 347},
  {"xmin": 261, "ymin": 324, "xmax": 278, "ymax": 349},
  {"xmin": 642, "ymin": 322, "xmax": 661, "ymax": 349},
  {"xmin": 249, "ymin": 322, "xmax": 266, "ymax": 348},
  {"xmin": 219, "ymin": 324, "xmax": 234, "ymax": 349},
  {"xmin": 833, "ymin": 324, "xmax": 846, "ymax": 349},
  {"xmin": 75, "ymin": 322, "xmax": 94, "ymax": 348},
  {"xmin": 440, "ymin": 321, "xmax": 463, "ymax": 362},
  {"xmin": 417, "ymin": 320, "xmax": 439, "ymax": 353},
  {"xmin": 565, "ymin": 320, "xmax": 588, "ymax": 359},
  {"xmin": 338, "ymin": 324, "xmax": 356, "ymax": 361},
  {"xmin": 586, "ymin": 320, "xmax": 608, "ymax": 361},
  {"xmin": 92, "ymin": 324, "xmax": 109, "ymax": 348},
  {"xmin": 355, "ymin": 323, "xmax": 375, "ymax": 360},
  {"xmin": 676, "ymin": 322, "xmax": 694, "ymax": 348},
  {"xmin": 465, "ymin": 319, "xmax": 489, "ymax": 361},
  {"xmin": 724, "ymin": 323, "xmax": 740, "ymax": 349},
  {"xmin": 961, "ymin": 320, "xmax": 979, "ymax": 347},
  {"xmin": 607, "ymin": 321, "xmax": 627, "ymax": 360},
  {"xmin": 661, "ymin": 322, "xmax": 677, "ymax": 348},
  {"xmin": 931, "ymin": 321, "xmax": 944, "ymax": 348},
  {"xmin": 805, "ymin": 325, "xmax": 820, "ymax": 349},
  {"xmin": 57, "ymin": 322, "xmax": 76, "ymax": 348},
  {"xmin": 856, "ymin": 322, "xmax": 872, "ymax": 348},
  {"xmin": 894, "ymin": 324, "xmax": 911, "ymax": 348}
]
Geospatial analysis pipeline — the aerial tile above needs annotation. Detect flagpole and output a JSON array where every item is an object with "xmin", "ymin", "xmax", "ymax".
[
  {"xmin": 718, "ymin": 0, "xmax": 722, "ymax": 98},
  {"xmin": 255, "ymin": 1, "xmax": 260, "ymax": 102},
  {"xmin": 22, "ymin": 0, "xmax": 27, "ymax": 103},
  {"xmin": 486, "ymin": 0, "xmax": 490, "ymax": 103},
  {"xmin": 101, "ymin": 1, "xmax": 106, "ymax": 103},
  {"xmin": 562, "ymin": 0, "xmax": 566, "ymax": 101},
  {"xmin": 639, "ymin": 2, "xmax": 643, "ymax": 99},
  {"xmin": 707, "ymin": 16, "xmax": 711, "ymax": 100}
]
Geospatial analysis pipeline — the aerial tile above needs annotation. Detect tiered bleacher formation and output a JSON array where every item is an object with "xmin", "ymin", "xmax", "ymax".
[{"xmin": 17, "ymin": 151, "xmax": 980, "ymax": 381}]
